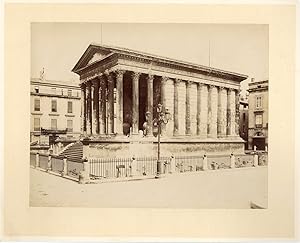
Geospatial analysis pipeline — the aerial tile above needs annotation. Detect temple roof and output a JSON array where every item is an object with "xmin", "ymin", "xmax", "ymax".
[{"xmin": 72, "ymin": 43, "xmax": 248, "ymax": 82}]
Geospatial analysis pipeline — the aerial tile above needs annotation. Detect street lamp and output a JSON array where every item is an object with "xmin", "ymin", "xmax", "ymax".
[{"xmin": 153, "ymin": 103, "xmax": 170, "ymax": 178}]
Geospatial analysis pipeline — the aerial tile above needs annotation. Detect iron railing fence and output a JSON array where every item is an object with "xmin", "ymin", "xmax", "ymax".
[
  {"xmin": 174, "ymin": 155, "xmax": 204, "ymax": 172},
  {"xmin": 90, "ymin": 157, "xmax": 132, "ymax": 179},
  {"xmin": 235, "ymin": 154, "xmax": 255, "ymax": 168},
  {"xmin": 207, "ymin": 154, "xmax": 231, "ymax": 170}
]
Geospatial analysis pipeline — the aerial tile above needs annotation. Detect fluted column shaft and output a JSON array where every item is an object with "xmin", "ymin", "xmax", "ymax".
[
  {"xmin": 116, "ymin": 70, "xmax": 124, "ymax": 135},
  {"xmin": 86, "ymin": 82, "xmax": 92, "ymax": 135},
  {"xmin": 92, "ymin": 80, "xmax": 99, "ymax": 135},
  {"xmin": 235, "ymin": 89, "xmax": 240, "ymax": 136},
  {"xmin": 173, "ymin": 79, "xmax": 180, "ymax": 136},
  {"xmin": 107, "ymin": 72, "xmax": 115, "ymax": 134},
  {"xmin": 217, "ymin": 87, "xmax": 228, "ymax": 137},
  {"xmin": 80, "ymin": 83, "xmax": 86, "ymax": 135},
  {"xmin": 147, "ymin": 74, "xmax": 154, "ymax": 136},
  {"xmin": 160, "ymin": 76, "xmax": 168, "ymax": 136},
  {"xmin": 199, "ymin": 84, "xmax": 208, "ymax": 138},
  {"xmin": 208, "ymin": 85, "xmax": 218, "ymax": 138},
  {"xmin": 99, "ymin": 76, "xmax": 106, "ymax": 135},
  {"xmin": 132, "ymin": 72, "xmax": 140, "ymax": 135},
  {"xmin": 227, "ymin": 88, "xmax": 236, "ymax": 136},
  {"xmin": 186, "ymin": 81, "xmax": 192, "ymax": 135}
]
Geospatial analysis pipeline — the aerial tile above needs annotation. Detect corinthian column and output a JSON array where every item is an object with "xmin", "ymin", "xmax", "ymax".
[
  {"xmin": 173, "ymin": 78, "xmax": 181, "ymax": 136},
  {"xmin": 106, "ymin": 71, "xmax": 115, "ymax": 134},
  {"xmin": 92, "ymin": 79, "xmax": 99, "ymax": 135},
  {"xmin": 86, "ymin": 82, "xmax": 92, "ymax": 135},
  {"xmin": 146, "ymin": 74, "xmax": 154, "ymax": 136},
  {"xmin": 217, "ymin": 87, "xmax": 227, "ymax": 138},
  {"xmin": 199, "ymin": 83, "xmax": 208, "ymax": 138},
  {"xmin": 186, "ymin": 80, "xmax": 192, "ymax": 135},
  {"xmin": 131, "ymin": 72, "xmax": 140, "ymax": 135},
  {"xmin": 235, "ymin": 89, "xmax": 240, "ymax": 136},
  {"xmin": 208, "ymin": 84, "xmax": 218, "ymax": 138},
  {"xmin": 227, "ymin": 88, "xmax": 236, "ymax": 136},
  {"xmin": 80, "ymin": 83, "xmax": 86, "ymax": 135},
  {"xmin": 160, "ymin": 76, "xmax": 168, "ymax": 136},
  {"xmin": 115, "ymin": 70, "xmax": 125, "ymax": 135},
  {"xmin": 99, "ymin": 75, "xmax": 106, "ymax": 135}
]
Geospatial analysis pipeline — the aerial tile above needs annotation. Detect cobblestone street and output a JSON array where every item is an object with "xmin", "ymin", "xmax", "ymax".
[{"xmin": 30, "ymin": 166, "xmax": 267, "ymax": 208}]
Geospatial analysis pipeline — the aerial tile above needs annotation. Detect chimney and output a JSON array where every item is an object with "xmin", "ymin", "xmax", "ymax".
[{"xmin": 251, "ymin": 78, "xmax": 255, "ymax": 83}]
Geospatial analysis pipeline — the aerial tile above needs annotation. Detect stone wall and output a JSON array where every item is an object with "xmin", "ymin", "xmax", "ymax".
[{"xmin": 83, "ymin": 140, "xmax": 245, "ymax": 158}]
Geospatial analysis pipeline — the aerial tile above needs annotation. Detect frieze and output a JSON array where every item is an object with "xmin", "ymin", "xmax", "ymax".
[
  {"xmin": 117, "ymin": 59, "xmax": 239, "ymax": 89},
  {"xmin": 118, "ymin": 53, "xmax": 247, "ymax": 82}
]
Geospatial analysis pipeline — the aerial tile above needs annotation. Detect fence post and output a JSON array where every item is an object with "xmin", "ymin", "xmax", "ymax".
[
  {"xmin": 230, "ymin": 153, "xmax": 235, "ymax": 169},
  {"xmin": 62, "ymin": 156, "xmax": 67, "ymax": 176},
  {"xmin": 46, "ymin": 153, "xmax": 52, "ymax": 172},
  {"xmin": 254, "ymin": 153, "xmax": 259, "ymax": 167},
  {"xmin": 254, "ymin": 145, "xmax": 257, "ymax": 151},
  {"xmin": 131, "ymin": 156, "xmax": 137, "ymax": 177},
  {"xmin": 265, "ymin": 145, "xmax": 268, "ymax": 152},
  {"xmin": 35, "ymin": 152, "xmax": 40, "ymax": 168},
  {"xmin": 203, "ymin": 154, "xmax": 208, "ymax": 171},
  {"xmin": 79, "ymin": 157, "xmax": 90, "ymax": 184},
  {"xmin": 170, "ymin": 155, "xmax": 176, "ymax": 174}
]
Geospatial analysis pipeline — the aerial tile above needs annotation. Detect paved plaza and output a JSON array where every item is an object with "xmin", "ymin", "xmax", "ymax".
[{"xmin": 30, "ymin": 166, "xmax": 267, "ymax": 208}]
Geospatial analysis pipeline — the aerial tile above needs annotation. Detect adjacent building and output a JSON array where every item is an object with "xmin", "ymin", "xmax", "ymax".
[
  {"xmin": 247, "ymin": 79, "xmax": 268, "ymax": 150},
  {"xmin": 239, "ymin": 97, "xmax": 249, "ymax": 150},
  {"xmin": 72, "ymin": 44, "xmax": 248, "ymax": 157},
  {"xmin": 30, "ymin": 77, "xmax": 81, "ymax": 147}
]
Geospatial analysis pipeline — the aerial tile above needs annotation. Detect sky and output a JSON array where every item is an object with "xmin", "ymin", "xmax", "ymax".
[{"xmin": 31, "ymin": 23, "xmax": 268, "ymax": 97}]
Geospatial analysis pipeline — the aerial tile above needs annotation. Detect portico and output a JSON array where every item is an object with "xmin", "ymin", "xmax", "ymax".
[{"xmin": 72, "ymin": 44, "xmax": 248, "ymax": 157}]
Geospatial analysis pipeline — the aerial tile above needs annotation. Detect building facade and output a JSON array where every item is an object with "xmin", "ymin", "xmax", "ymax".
[
  {"xmin": 30, "ymin": 77, "xmax": 81, "ymax": 146},
  {"xmin": 72, "ymin": 44, "xmax": 248, "ymax": 157},
  {"xmin": 248, "ymin": 79, "xmax": 268, "ymax": 150},
  {"xmin": 239, "ymin": 98, "xmax": 249, "ymax": 149}
]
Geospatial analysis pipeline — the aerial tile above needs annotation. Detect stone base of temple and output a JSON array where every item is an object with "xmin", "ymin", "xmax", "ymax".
[{"xmin": 81, "ymin": 136, "xmax": 245, "ymax": 158}]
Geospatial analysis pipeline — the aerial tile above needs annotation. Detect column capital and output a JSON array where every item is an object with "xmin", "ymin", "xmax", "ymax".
[
  {"xmin": 115, "ymin": 69, "xmax": 126, "ymax": 77},
  {"xmin": 186, "ymin": 80, "xmax": 193, "ymax": 87},
  {"xmin": 86, "ymin": 81, "xmax": 92, "ymax": 88},
  {"xmin": 80, "ymin": 83, "xmax": 86, "ymax": 89},
  {"xmin": 131, "ymin": 71, "xmax": 141, "ymax": 80},
  {"xmin": 91, "ymin": 79, "xmax": 99, "ymax": 86},
  {"xmin": 218, "ymin": 86, "xmax": 226, "ymax": 91},
  {"xmin": 147, "ymin": 74, "xmax": 154, "ymax": 81},
  {"xmin": 174, "ymin": 78, "xmax": 182, "ymax": 85},
  {"xmin": 208, "ymin": 84, "xmax": 216, "ymax": 89},
  {"xmin": 160, "ymin": 76, "xmax": 168, "ymax": 84}
]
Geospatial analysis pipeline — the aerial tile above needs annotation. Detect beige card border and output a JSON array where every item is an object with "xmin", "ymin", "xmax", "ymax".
[{"xmin": 4, "ymin": 3, "xmax": 295, "ymax": 239}]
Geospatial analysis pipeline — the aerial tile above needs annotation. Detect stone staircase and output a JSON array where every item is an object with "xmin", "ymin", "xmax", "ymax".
[{"xmin": 58, "ymin": 141, "xmax": 83, "ymax": 162}]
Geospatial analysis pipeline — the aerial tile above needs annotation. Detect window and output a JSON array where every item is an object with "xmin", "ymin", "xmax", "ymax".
[
  {"xmin": 256, "ymin": 96, "xmax": 262, "ymax": 109},
  {"xmin": 243, "ymin": 113, "xmax": 246, "ymax": 121},
  {"xmin": 61, "ymin": 89, "xmax": 64, "ymax": 95},
  {"xmin": 33, "ymin": 118, "xmax": 40, "ymax": 131},
  {"xmin": 51, "ymin": 119, "xmax": 57, "ymax": 130},
  {"xmin": 35, "ymin": 86, "xmax": 39, "ymax": 93},
  {"xmin": 52, "ymin": 87, "xmax": 56, "ymax": 95},
  {"xmin": 67, "ymin": 101, "xmax": 73, "ymax": 113},
  {"xmin": 255, "ymin": 114, "xmax": 263, "ymax": 127},
  {"xmin": 67, "ymin": 89, "xmax": 72, "ymax": 97},
  {"xmin": 51, "ymin": 100, "xmax": 57, "ymax": 112},
  {"xmin": 67, "ymin": 120, "xmax": 73, "ymax": 132},
  {"xmin": 34, "ymin": 99, "xmax": 40, "ymax": 111}
]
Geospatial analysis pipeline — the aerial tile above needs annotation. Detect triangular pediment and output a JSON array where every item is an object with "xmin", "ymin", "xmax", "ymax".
[{"xmin": 72, "ymin": 44, "xmax": 112, "ymax": 73}]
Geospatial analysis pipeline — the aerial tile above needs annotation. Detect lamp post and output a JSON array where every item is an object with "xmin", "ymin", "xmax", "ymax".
[{"xmin": 153, "ymin": 103, "xmax": 170, "ymax": 178}]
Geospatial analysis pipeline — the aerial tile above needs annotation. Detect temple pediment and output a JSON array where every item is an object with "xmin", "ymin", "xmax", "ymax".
[{"xmin": 72, "ymin": 45, "xmax": 112, "ymax": 73}]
